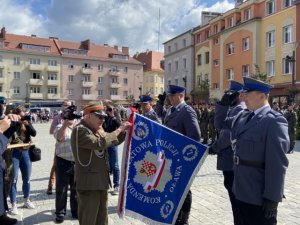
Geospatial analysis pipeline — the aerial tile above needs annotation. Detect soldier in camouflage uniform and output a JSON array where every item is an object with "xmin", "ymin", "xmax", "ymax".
[
  {"xmin": 284, "ymin": 103, "xmax": 297, "ymax": 153},
  {"xmin": 200, "ymin": 103, "xmax": 209, "ymax": 144}
]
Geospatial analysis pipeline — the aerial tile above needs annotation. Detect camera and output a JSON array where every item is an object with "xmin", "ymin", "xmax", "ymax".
[
  {"xmin": 106, "ymin": 107, "xmax": 113, "ymax": 112},
  {"xmin": 62, "ymin": 105, "xmax": 82, "ymax": 120},
  {"xmin": 21, "ymin": 115, "xmax": 31, "ymax": 122}
]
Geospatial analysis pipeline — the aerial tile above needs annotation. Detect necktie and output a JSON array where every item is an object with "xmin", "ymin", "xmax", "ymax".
[{"xmin": 245, "ymin": 112, "xmax": 255, "ymax": 124}]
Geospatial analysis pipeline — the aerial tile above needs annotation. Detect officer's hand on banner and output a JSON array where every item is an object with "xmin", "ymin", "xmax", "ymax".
[{"xmin": 262, "ymin": 198, "xmax": 278, "ymax": 219}]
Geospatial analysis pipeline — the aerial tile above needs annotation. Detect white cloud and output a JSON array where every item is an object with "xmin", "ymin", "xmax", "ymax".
[{"xmin": 0, "ymin": 0, "xmax": 234, "ymax": 54}]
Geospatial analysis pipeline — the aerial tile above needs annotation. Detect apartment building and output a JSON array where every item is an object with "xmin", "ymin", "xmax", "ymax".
[
  {"xmin": 163, "ymin": 30, "xmax": 194, "ymax": 100},
  {"xmin": 0, "ymin": 27, "xmax": 143, "ymax": 107},
  {"xmin": 133, "ymin": 51, "xmax": 164, "ymax": 98},
  {"xmin": 193, "ymin": 0, "xmax": 299, "ymax": 102}
]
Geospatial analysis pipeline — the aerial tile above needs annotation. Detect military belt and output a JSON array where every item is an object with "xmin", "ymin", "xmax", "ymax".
[{"xmin": 234, "ymin": 155, "xmax": 265, "ymax": 169}]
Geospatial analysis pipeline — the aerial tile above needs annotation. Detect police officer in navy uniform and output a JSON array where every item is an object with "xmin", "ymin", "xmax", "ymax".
[
  {"xmin": 215, "ymin": 77, "xmax": 289, "ymax": 225},
  {"xmin": 163, "ymin": 85, "xmax": 201, "ymax": 225},
  {"xmin": 138, "ymin": 95, "xmax": 161, "ymax": 124},
  {"xmin": 209, "ymin": 81, "xmax": 246, "ymax": 225}
]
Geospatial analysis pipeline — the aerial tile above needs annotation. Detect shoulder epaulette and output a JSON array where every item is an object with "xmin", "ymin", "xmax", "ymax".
[{"xmin": 268, "ymin": 109, "xmax": 282, "ymax": 117}]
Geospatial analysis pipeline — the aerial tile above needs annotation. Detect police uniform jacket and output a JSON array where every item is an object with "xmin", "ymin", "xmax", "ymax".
[
  {"xmin": 216, "ymin": 104, "xmax": 289, "ymax": 205},
  {"xmin": 164, "ymin": 102, "xmax": 201, "ymax": 141},
  {"xmin": 143, "ymin": 109, "xmax": 161, "ymax": 124},
  {"xmin": 212, "ymin": 102, "xmax": 246, "ymax": 171},
  {"xmin": 71, "ymin": 120, "xmax": 126, "ymax": 191}
]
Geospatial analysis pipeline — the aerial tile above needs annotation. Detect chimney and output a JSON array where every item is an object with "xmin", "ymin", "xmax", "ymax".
[
  {"xmin": 114, "ymin": 45, "xmax": 118, "ymax": 51},
  {"xmin": 81, "ymin": 39, "xmax": 90, "ymax": 50},
  {"xmin": 31, "ymin": 34, "xmax": 37, "ymax": 38},
  {"xmin": 49, "ymin": 36, "xmax": 59, "ymax": 40},
  {"xmin": 104, "ymin": 43, "xmax": 109, "ymax": 46},
  {"xmin": 122, "ymin": 46, "xmax": 129, "ymax": 55},
  {"xmin": 0, "ymin": 27, "xmax": 6, "ymax": 39}
]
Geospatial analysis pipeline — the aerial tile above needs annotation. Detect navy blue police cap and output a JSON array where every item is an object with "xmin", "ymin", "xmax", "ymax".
[
  {"xmin": 0, "ymin": 96, "xmax": 7, "ymax": 105},
  {"xmin": 229, "ymin": 80, "xmax": 243, "ymax": 91},
  {"xmin": 242, "ymin": 77, "xmax": 273, "ymax": 94},
  {"xmin": 167, "ymin": 85, "xmax": 185, "ymax": 94},
  {"xmin": 139, "ymin": 95, "xmax": 152, "ymax": 103}
]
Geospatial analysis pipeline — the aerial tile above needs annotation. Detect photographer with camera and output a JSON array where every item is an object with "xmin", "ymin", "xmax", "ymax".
[
  {"xmin": 47, "ymin": 100, "xmax": 72, "ymax": 195},
  {"xmin": 102, "ymin": 105, "xmax": 121, "ymax": 195},
  {"xmin": 8, "ymin": 106, "xmax": 36, "ymax": 215},
  {"xmin": 53, "ymin": 116, "xmax": 78, "ymax": 223}
]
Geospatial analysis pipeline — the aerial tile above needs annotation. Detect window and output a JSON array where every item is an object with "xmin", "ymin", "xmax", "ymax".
[
  {"xmin": 226, "ymin": 69, "xmax": 234, "ymax": 80},
  {"xmin": 168, "ymin": 46, "xmax": 171, "ymax": 53},
  {"xmin": 98, "ymin": 90, "xmax": 103, "ymax": 97},
  {"xmin": 175, "ymin": 61, "xmax": 178, "ymax": 71},
  {"xmin": 68, "ymin": 89, "xmax": 74, "ymax": 96},
  {"xmin": 214, "ymin": 38, "xmax": 219, "ymax": 45},
  {"xmin": 266, "ymin": 60, "xmax": 275, "ymax": 77},
  {"xmin": 197, "ymin": 74, "xmax": 202, "ymax": 86},
  {"xmin": 13, "ymin": 86, "xmax": 20, "ymax": 94},
  {"xmin": 283, "ymin": 0, "xmax": 292, "ymax": 8},
  {"xmin": 30, "ymin": 87, "xmax": 40, "ymax": 93},
  {"xmin": 123, "ymin": 78, "xmax": 128, "ymax": 85},
  {"xmin": 123, "ymin": 91, "xmax": 128, "ymax": 97},
  {"xmin": 98, "ymin": 64, "xmax": 103, "ymax": 71},
  {"xmin": 0, "ymin": 70, "xmax": 2, "ymax": 78},
  {"xmin": 175, "ymin": 79, "xmax": 178, "ymax": 85},
  {"xmin": 183, "ymin": 58, "xmax": 187, "ymax": 69},
  {"xmin": 168, "ymin": 80, "xmax": 171, "ymax": 85},
  {"xmin": 266, "ymin": 30, "xmax": 275, "ymax": 47},
  {"xmin": 13, "ymin": 57, "xmax": 20, "ymax": 65},
  {"xmin": 244, "ymin": 8, "xmax": 251, "ymax": 21},
  {"xmin": 48, "ymin": 60, "xmax": 57, "ymax": 66},
  {"xmin": 213, "ymin": 83, "xmax": 219, "ymax": 89},
  {"xmin": 183, "ymin": 39, "xmax": 186, "ymax": 47},
  {"xmin": 0, "ymin": 85, "xmax": 2, "ymax": 92},
  {"xmin": 213, "ymin": 25, "xmax": 218, "ymax": 34},
  {"xmin": 98, "ymin": 77, "xmax": 103, "ymax": 83},
  {"xmin": 22, "ymin": 44, "xmax": 50, "ymax": 52},
  {"xmin": 111, "ymin": 77, "xmax": 118, "ymax": 83},
  {"xmin": 283, "ymin": 25, "xmax": 293, "ymax": 44},
  {"xmin": 48, "ymin": 73, "xmax": 57, "ymax": 80},
  {"xmin": 174, "ymin": 43, "xmax": 178, "ymax": 51},
  {"xmin": 213, "ymin": 60, "xmax": 219, "ymax": 67},
  {"xmin": 68, "ymin": 75, "xmax": 74, "ymax": 82},
  {"xmin": 31, "ymin": 72, "xmax": 41, "ymax": 79},
  {"xmin": 266, "ymin": 0, "xmax": 275, "ymax": 15},
  {"xmin": 110, "ymin": 65, "xmax": 118, "ymax": 71},
  {"xmin": 82, "ymin": 75, "xmax": 90, "ymax": 82},
  {"xmin": 227, "ymin": 43, "xmax": 235, "ymax": 55},
  {"xmin": 242, "ymin": 65, "xmax": 250, "ymax": 77},
  {"xmin": 110, "ymin": 89, "xmax": 118, "ymax": 95},
  {"xmin": 205, "ymin": 30, "xmax": 210, "ymax": 39},
  {"xmin": 168, "ymin": 63, "xmax": 171, "ymax": 72},
  {"xmin": 48, "ymin": 87, "xmax": 57, "ymax": 94},
  {"xmin": 197, "ymin": 34, "xmax": 202, "ymax": 43},
  {"xmin": 205, "ymin": 52, "xmax": 209, "ymax": 64},
  {"xmin": 283, "ymin": 58, "xmax": 292, "ymax": 74},
  {"xmin": 197, "ymin": 54, "xmax": 202, "ymax": 66},
  {"xmin": 83, "ymin": 63, "xmax": 91, "ymax": 68},
  {"xmin": 243, "ymin": 37, "xmax": 250, "ymax": 51},
  {"xmin": 14, "ymin": 72, "xmax": 20, "ymax": 80},
  {"xmin": 228, "ymin": 17, "xmax": 234, "ymax": 27},
  {"xmin": 82, "ymin": 88, "xmax": 90, "ymax": 95},
  {"xmin": 68, "ymin": 62, "xmax": 74, "ymax": 69},
  {"xmin": 124, "ymin": 67, "xmax": 128, "ymax": 73},
  {"xmin": 30, "ymin": 58, "xmax": 40, "ymax": 65}
]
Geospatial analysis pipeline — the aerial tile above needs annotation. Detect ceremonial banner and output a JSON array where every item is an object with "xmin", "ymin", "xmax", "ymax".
[{"xmin": 118, "ymin": 113, "xmax": 207, "ymax": 225}]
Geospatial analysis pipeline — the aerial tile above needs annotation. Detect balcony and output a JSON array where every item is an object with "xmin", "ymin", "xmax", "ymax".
[
  {"xmin": 29, "ymin": 79, "xmax": 43, "ymax": 86},
  {"xmin": 110, "ymin": 95, "xmax": 121, "ymax": 100},
  {"xmin": 46, "ymin": 65, "xmax": 59, "ymax": 72},
  {"xmin": 110, "ymin": 83, "xmax": 121, "ymax": 88},
  {"xmin": 81, "ymin": 94, "xmax": 95, "ymax": 100},
  {"xmin": 30, "ymin": 93, "xmax": 43, "ymax": 99},
  {"xmin": 47, "ymin": 93, "xmax": 59, "ymax": 99},
  {"xmin": 47, "ymin": 80, "xmax": 59, "ymax": 86},
  {"xmin": 81, "ymin": 81, "xmax": 94, "ymax": 87},
  {"xmin": 109, "ymin": 70, "xmax": 120, "ymax": 76},
  {"xmin": 0, "ymin": 62, "xmax": 4, "ymax": 69},
  {"xmin": 81, "ymin": 67, "xmax": 93, "ymax": 74},
  {"xmin": 28, "ymin": 64, "xmax": 44, "ymax": 71}
]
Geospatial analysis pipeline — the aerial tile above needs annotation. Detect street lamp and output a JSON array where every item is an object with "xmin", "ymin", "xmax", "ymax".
[
  {"xmin": 138, "ymin": 85, "xmax": 142, "ymax": 97},
  {"xmin": 182, "ymin": 76, "xmax": 187, "ymax": 97},
  {"xmin": 25, "ymin": 81, "xmax": 30, "ymax": 105},
  {"xmin": 286, "ymin": 50, "xmax": 296, "ymax": 102}
]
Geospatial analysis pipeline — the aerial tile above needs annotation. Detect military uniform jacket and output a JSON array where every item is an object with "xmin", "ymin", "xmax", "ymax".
[
  {"xmin": 164, "ymin": 102, "xmax": 201, "ymax": 141},
  {"xmin": 143, "ymin": 109, "xmax": 161, "ymax": 124},
  {"xmin": 71, "ymin": 120, "xmax": 126, "ymax": 191},
  {"xmin": 212, "ymin": 102, "xmax": 246, "ymax": 171},
  {"xmin": 284, "ymin": 110, "xmax": 297, "ymax": 133},
  {"xmin": 216, "ymin": 104, "xmax": 289, "ymax": 205}
]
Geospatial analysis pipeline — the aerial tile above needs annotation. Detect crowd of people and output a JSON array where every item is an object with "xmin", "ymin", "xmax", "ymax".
[{"xmin": 0, "ymin": 76, "xmax": 297, "ymax": 225}]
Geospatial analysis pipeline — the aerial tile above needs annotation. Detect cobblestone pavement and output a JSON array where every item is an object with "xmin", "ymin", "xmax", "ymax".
[{"xmin": 9, "ymin": 123, "xmax": 300, "ymax": 225}]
